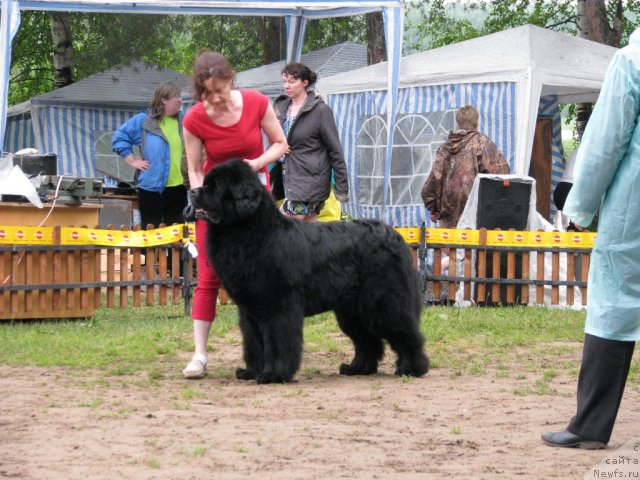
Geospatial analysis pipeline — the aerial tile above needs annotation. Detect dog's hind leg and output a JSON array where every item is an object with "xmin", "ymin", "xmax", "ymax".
[
  {"xmin": 236, "ymin": 309, "xmax": 264, "ymax": 381},
  {"xmin": 256, "ymin": 309, "xmax": 304, "ymax": 384},
  {"xmin": 378, "ymin": 307, "xmax": 429, "ymax": 377},
  {"xmin": 386, "ymin": 326, "xmax": 430, "ymax": 377},
  {"xmin": 335, "ymin": 307, "xmax": 384, "ymax": 376}
]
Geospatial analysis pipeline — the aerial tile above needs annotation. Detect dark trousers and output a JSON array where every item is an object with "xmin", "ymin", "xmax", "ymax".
[
  {"xmin": 137, "ymin": 185, "xmax": 188, "ymax": 272},
  {"xmin": 568, "ymin": 333, "xmax": 636, "ymax": 443},
  {"xmin": 137, "ymin": 185, "xmax": 188, "ymax": 229}
]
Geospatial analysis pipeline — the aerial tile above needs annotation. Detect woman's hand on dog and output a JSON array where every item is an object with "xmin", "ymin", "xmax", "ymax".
[{"xmin": 243, "ymin": 158, "xmax": 267, "ymax": 172}]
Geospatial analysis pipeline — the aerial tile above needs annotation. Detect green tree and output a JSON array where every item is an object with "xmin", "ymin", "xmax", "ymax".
[
  {"xmin": 50, "ymin": 12, "xmax": 74, "ymax": 88},
  {"xmin": 9, "ymin": 11, "xmax": 55, "ymax": 105},
  {"xmin": 7, "ymin": 11, "xmax": 371, "ymax": 105},
  {"xmin": 407, "ymin": 0, "xmax": 638, "ymax": 51},
  {"xmin": 303, "ymin": 16, "xmax": 367, "ymax": 54}
]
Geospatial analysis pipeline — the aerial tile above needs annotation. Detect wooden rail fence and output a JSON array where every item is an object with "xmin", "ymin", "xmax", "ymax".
[
  {"xmin": 412, "ymin": 228, "xmax": 592, "ymax": 307},
  {"xmin": 0, "ymin": 224, "xmax": 191, "ymax": 320},
  {"xmin": 1, "ymin": 224, "xmax": 594, "ymax": 320}
]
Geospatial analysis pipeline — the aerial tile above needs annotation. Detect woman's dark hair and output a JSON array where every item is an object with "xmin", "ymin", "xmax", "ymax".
[
  {"xmin": 192, "ymin": 50, "xmax": 236, "ymax": 101},
  {"xmin": 281, "ymin": 62, "xmax": 317, "ymax": 86}
]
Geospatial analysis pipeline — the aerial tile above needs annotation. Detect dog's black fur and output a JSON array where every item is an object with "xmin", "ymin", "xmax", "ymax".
[{"xmin": 191, "ymin": 160, "xmax": 430, "ymax": 384}]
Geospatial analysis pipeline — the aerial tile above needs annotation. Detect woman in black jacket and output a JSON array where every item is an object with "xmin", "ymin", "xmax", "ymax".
[{"xmin": 273, "ymin": 63, "xmax": 349, "ymax": 222}]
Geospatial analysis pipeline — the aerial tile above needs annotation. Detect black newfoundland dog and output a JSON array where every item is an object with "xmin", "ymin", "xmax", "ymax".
[{"xmin": 191, "ymin": 160, "xmax": 429, "ymax": 384}]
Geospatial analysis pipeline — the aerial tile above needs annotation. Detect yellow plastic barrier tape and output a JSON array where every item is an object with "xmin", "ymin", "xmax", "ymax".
[
  {"xmin": 427, "ymin": 228, "xmax": 480, "ymax": 246},
  {"xmin": 0, "ymin": 223, "xmax": 595, "ymax": 249},
  {"xmin": 397, "ymin": 227, "xmax": 594, "ymax": 249},
  {"xmin": 60, "ymin": 225, "xmax": 185, "ymax": 247},
  {"xmin": 394, "ymin": 227, "xmax": 422, "ymax": 244},
  {"xmin": 0, "ymin": 226, "xmax": 54, "ymax": 245}
]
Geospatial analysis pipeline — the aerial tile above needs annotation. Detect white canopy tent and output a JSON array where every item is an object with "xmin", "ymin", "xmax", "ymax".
[
  {"xmin": 316, "ymin": 25, "xmax": 618, "ymax": 225},
  {"xmin": 319, "ymin": 24, "xmax": 617, "ymax": 177},
  {"xmin": 0, "ymin": 0, "xmax": 405, "ymax": 166}
]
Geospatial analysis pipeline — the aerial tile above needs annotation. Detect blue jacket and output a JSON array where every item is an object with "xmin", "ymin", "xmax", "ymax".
[
  {"xmin": 112, "ymin": 111, "xmax": 185, "ymax": 193},
  {"xmin": 564, "ymin": 29, "xmax": 640, "ymax": 341}
]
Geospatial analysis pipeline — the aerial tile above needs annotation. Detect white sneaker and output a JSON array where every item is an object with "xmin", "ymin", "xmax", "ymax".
[{"xmin": 183, "ymin": 354, "xmax": 207, "ymax": 379}]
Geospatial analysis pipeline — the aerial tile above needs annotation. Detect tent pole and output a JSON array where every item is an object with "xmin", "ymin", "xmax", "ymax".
[{"xmin": 381, "ymin": 5, "xmax": 403, "ymax": 214}]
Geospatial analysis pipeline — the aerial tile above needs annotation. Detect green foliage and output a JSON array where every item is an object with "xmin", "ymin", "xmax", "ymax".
[
  {"xmin": 71, "ymin": 14, "xmax": 189, "ymax": 77},
  {"xmin": 303, "ymin": 16, "xmax": 367, "ymax": 53},
  {"xmin": 9, "ymin": 12, "xmax": 55, "ymax": 105},
  {"xmin": 8, "ymin": 12, "xmax": 367, "ymax": 105},
  {"xmin": 482, "ymin": 0, "xmax": 575, "ymax": 34},
  {"xmin": 406, "ymin": 0, "xmax": 640, "ymax": 53},
  {"xmin": 406, "ymin": 0, "xmax": 485, "ymax": 51}
]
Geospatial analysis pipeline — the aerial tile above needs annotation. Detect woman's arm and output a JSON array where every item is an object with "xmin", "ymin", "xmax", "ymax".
[
  {"xmin": 243, "ymin": 103, "xmax": 287, "ymax": 172},
  {"xmin": 112, "ymin": 113, "xmax": 150, "ymax": 171},
  {"xmin": 318, "ymin": 106, "xmax": 349, "ymax": 201},
  {"xmin": 183, "ymin": 128, "xmax": 205, "ymax": 189}
]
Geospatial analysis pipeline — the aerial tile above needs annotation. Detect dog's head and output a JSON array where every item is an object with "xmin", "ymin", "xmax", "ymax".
[{"xmin": 191, "ymin": 160, "xmax": 264, "ymax": 225}]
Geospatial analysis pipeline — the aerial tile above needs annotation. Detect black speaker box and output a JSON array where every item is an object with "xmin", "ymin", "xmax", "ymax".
[
  {"xmin": 12, "ymin": 153, "xmax": 57, "ymax": 176},
  {"xmin": 475, "ymin": 177, "xmax": 532, "ymax": 305},
  {"xmin": 476, "ymin": 177, "xmax": 531, "ymax": 230}
]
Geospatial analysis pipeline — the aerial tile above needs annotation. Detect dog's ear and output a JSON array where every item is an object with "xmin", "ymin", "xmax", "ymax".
[{"xmin": 231, "ymin": 184, "xmax": 262, "ymax": 219}]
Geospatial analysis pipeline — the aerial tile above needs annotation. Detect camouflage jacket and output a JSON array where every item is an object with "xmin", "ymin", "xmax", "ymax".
[{"xmin": 421, "ymin": 130, "xmax": 509, "ymax": 228}]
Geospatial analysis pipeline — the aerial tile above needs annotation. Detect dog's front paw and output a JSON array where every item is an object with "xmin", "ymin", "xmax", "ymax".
[
  {"xmin": 339, "ymin": 362, "xmax": 377, "ymax": 376},
  {"xmin": 235, "ymin": 367, "xmax": 257, "ymax": 380},
  {"xmin": 256, "ymin": 371, "xmax": 291, "ymax": 384}
]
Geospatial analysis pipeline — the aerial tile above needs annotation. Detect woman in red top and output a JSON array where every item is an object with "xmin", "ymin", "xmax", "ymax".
[{"xmin": 182, "ymin": 50, "xmax": 287, "ymax": 379}]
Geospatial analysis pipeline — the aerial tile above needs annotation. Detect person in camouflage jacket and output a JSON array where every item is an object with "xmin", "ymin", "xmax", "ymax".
[{"xmin": 421, "ymin": 105, "xmax": 510, "ymax": 228}]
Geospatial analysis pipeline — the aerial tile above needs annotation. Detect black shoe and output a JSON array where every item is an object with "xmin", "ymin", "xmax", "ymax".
[{"xmin": 541, "ymin": 429, "xmax": 607, "ymax": 450}]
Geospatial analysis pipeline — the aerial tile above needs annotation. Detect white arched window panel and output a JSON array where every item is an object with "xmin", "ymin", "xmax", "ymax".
[
  {"xmin": 93, "ymin": 129, "xmax": 137, "ymax": 186},
  {"xmin": 357, "ymin": 115, "xmax": 387, "ymax": 206},
  {"xmin": 357, "ymin": 109, "xmax": 455, "ymax": 207}
]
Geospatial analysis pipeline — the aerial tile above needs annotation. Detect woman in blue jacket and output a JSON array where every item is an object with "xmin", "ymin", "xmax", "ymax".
[{"xmin": 112, "ymin": 82, "xmax": 188, "ymax": 228}]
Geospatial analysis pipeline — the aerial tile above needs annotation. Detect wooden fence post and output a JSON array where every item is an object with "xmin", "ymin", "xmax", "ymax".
[{"xmin": 119, "ymin": 225, "xmax": 129, "ymax": 308}]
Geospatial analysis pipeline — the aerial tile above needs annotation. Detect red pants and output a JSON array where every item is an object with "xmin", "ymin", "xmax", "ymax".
[{"xmin": 191, "ymin": 219, "xmax": 221, "ymax": 321}]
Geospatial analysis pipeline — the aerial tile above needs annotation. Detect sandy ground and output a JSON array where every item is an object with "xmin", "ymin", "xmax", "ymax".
[{"xmin": 1, "ymin": 338, "xmax": 639, "ymax": 480}]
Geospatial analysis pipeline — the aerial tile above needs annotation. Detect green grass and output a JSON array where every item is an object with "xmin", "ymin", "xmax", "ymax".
[
  {"xmin": 0, "ymin": 303, "xmax": 637, "ymax": 390},
  {"xmin": 422, "ymin": 306, "xmax": 586, "ymax": 373},
  {"xmin": 0, "ymin": 303, "xmax": 236, "ymax": 377}
]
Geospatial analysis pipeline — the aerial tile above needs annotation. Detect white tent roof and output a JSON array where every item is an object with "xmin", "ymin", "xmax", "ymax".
[
  {"xmin": 319, "ymin": 24, "xmax": 618, "ymax": 176},
  {"xmin": 7, "ymin": 99, "xmax": 30, "ymax": 116},
  {"xmin": 319, "ymin": 24, "xmax": 616, "ymax": 104},
  {"xmin": 236, "ymin": 41, "xmax": 366, "ymax": 95}
]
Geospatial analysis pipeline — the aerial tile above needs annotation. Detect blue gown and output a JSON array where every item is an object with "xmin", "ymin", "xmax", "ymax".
[{"xmin": 564, "ymin": 29, "xmax": 640, "ymax": 341}]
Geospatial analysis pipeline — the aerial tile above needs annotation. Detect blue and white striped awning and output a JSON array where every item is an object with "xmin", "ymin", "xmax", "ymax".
[{"xmin": 1, "ymin": 0, "xmax": 405, "ymax": 154}]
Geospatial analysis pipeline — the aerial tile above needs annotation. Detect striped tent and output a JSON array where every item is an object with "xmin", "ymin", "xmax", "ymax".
[
  {"xmin": 4, "ymin": 100, "xmax": 33, "ymax": 154},
  {"xmin": 4, "ymin": 43, "xmax": 366, "ymax": 178},
  {"xmin": 318, "ymin": 25, "xmax": 618, "ymax": 226},
  {"xmin": 14, "ymin": 61, "xmax": 192, "ymax": 177},
  {"xmin": 1, "ymin": 0, "xmax": 406, "ymax": 181}
]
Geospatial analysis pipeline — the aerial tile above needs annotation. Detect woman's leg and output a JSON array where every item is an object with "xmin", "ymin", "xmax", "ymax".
[
  {"xmin": 567, "ymin": 334, "xmax": 635, "ymax": 442},
  {"xmin": 184, "ymin": 219, "xmax": 221, "ymax": 378},
  {"xmin": 160, "ymin": 185, "xmax": 188, "ymax": 226},
  {"xmin": 137, "ymin": 188, "xmax": 163, "ymax": 229}
]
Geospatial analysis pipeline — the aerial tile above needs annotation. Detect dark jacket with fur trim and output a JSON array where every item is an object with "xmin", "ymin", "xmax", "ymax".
[
  {"xmin": 273, "ymin": 91, "xmax": 349, "ymax": 203},
  {"xmin": 421, "ymin": 130, "xmax": 509, "ymax": 228}
]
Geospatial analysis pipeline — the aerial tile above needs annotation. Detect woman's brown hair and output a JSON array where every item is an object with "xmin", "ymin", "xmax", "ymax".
[
  {"xmin": 192, "ymin": 50, "xmax": 236, "ymax": 101},
  {"xmin": 149, "ymin": 82, "xmax": 181, "ymax": 119}
]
